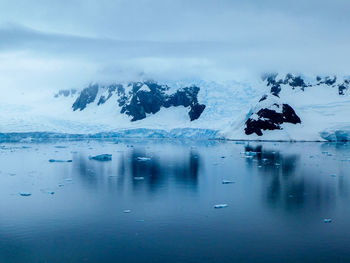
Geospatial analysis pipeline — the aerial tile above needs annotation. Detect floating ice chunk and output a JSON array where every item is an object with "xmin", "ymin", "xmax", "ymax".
[
  {"xmin": 89, "ymin": 154, "xmax": 112, "ymax": 161},
  {"xmin": 222, "ymin": 180, "xmax": 235, "ymax": 184},
  {"xmin": 330, "ymin": 174, "xmax": 337, "ymax": 177},
  {"xmin": 324, "ymin": 219, "xmax": 332, "ymax": 223},
  {"xmin": 54, "ymin": 146, "xmax": 67, "ymax": 149},
  {"xmin": 214, "ymin": 204, "xmax": 228, "ymax": 209},
  {"xmin": 64, "ymin": 178, "xmax": 73, "ymax": 182},
  {"xmin": 136, "ymin": 219, "xmax": 145, "ymax": 222},
  {"xmin": 136, "ymin": 157, "xmax": 151, "ymax": 161},
  {"xmin": 123, "ymin": 210, "xmax": 131, "ymax": 213},
  {"xmin": 41, "ymin": 189, "xmax": 55, "ymax": 195},
  {"xmin": 134, "ymin": 177, "xmax": 145, "ymax": 180},
  {"xmin": 49, "ymin": 159, "xmax": 72, "ymax": 163},
  {"xmin": 19, "ymin": 192, "xmax": 31, "ymax": 197}
]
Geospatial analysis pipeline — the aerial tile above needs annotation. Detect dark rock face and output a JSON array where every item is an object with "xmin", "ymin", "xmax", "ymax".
[
  {"xmin": 119, "ymin": 82, "xmax": 166, "ymax": 121},
  {"xmin": 54, "ymin": 89, "xmax": 77, "ymax": 98},
  {"xmin": 97, "ymin": 84, "xmax": 121, "ymax": 105},
  {"xmin": 263, "ymin": 73, "xmax": 308, "ymax": 96},
  {"xmin": 71, "ymin": 81, "xmax": 206, "ymax": 122},
  {"xmin": 245, "ymin": 99, "xmax": 301, "ymax": 136},
  {"xmin": 72, "ymin": 84, "xmax": 99, "ymax": 111},
  {"xmin": 316, "ymin": 76, "xmax": 349, "ymax": 95},
  {"xmin": 189, "ymin": 103, "xmax": 206, "ymax": 121},
  {"xmin": 118, "ymin": 82, "xmax": 206, "ymax": 121}
]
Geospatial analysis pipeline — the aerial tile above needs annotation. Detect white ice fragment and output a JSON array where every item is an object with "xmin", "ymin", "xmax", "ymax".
[
  {"xmin": 136, "ymin": 157, "xmax": 151, "ymax": 161},
  {"xmin": 49, "ymin": 159, "xmax": 72, "ymax": 163},
  {"xmin": 19, "ymin": 192, "xmax": 31, "ymax": 197},
  {"xmin": 134, "ymin": 177, "xmax": 145, "ymax": 180},
  {"xmin": 123, "ymin": 210, "xmax": 131, "ymax": 213},
  {"xmin": 324, "ymin": 218, "xmax": 332, "ymax": 223},
  {"xmin": 89, "ymin": 154, "xmax": 112, "ymax": 161},
  {"xmin": 222, "ymin": 180, "xmax": 235, "ymax": 184},
  {"xmin": 41, "ymin": 189, "xmax": 55, "ymax": 195},
  {"xmin": 214, "ymin": 204, "xmax": 228, "ymax": 209}
]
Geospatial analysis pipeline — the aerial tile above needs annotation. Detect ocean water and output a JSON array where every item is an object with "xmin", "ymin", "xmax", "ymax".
[{"xmin": 0, "ymin": 139, "xmax": 350, "ymax": 263}]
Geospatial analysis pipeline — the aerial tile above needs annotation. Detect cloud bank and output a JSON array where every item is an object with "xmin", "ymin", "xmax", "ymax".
[{"xmin": 0, "ymin": 0, "xmax": 350, "ymax": 94}]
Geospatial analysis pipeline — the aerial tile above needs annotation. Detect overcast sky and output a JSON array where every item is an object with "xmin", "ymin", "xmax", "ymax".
[{"xmin": 1, "ymin": 0, "xmax": 350, "ymax": 93}]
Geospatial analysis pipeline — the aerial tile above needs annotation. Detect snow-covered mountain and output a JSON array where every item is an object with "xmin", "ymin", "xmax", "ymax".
[
  {"xmin": 223, "ymin": 74, "xmax": 350, "ymax": 141},
  {"xmin": 1, "ymin": 74, "xmax": 350, "ymax": 141}
]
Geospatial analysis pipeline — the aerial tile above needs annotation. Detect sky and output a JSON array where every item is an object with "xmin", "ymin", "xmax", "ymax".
[{"xmin": 0, "ymin": 0, "xmax": 350, "ymax": 94}]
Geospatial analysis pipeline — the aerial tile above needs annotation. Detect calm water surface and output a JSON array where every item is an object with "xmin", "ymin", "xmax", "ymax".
[{"xmin": 0, "ymin": 139, "xmax": 350, "ymax": 263}]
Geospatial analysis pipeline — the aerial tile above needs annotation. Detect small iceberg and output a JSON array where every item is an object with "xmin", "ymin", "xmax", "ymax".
[
  {"xmin": 222, "ymin": 180, "xmax": 235, "ymax": 184},
  {"xmin": 136, "ymin": 157, "xmax": 151, "ymax": 161},
  {"xmin": 134, "ymin": 177, "xmax": 145, "ymax": 180},
  {"xmin": 89, "ymin": 154, "xmax": 112, "ymax": 161},
  {"xmin": 49, "ymin": 159, "xmax": 72, "ymax": 163},
  {"xmin": 40, "ymin": 189, "xmax": 55, "ymax": 195},
  {"xmin": 324, "ymin": 218, "xmax": 332, "ymax": 223},
  {"xmin": 214, "ymin": 204, "xmax": 228, "ymax": 209},
  {"xmin": 19, "ymin": 192, "xmax": 31, "ymax": 197},
  {"xmin": 123, "ymin": 210, "xmax": 131, "ymax": 213}
]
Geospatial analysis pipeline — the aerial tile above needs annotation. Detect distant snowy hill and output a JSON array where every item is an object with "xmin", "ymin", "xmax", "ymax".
[{"xmin": 1, "ymin": 75, "xmax": 350, "ymax": 141}]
